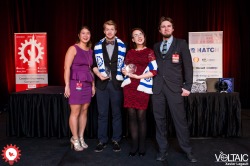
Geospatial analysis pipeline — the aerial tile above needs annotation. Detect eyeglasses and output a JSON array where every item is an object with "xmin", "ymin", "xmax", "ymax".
[{"xmin": 133, "ymin": 33, "xmax": 143, "ymax": 38}]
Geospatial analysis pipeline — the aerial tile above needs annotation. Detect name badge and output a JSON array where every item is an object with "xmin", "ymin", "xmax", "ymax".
[
  {"xmin": 76, "ymin": 81, "xmax": 82, "ymax": 91},
  {"xmin": 172, "ymin": 53, "xmax": 179, "ymax": 63}
]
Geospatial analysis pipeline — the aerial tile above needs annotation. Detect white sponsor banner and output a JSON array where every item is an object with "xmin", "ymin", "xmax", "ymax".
[{"xmin": 189, "ymin": 31, "xmax": 223, "ymax": 83}]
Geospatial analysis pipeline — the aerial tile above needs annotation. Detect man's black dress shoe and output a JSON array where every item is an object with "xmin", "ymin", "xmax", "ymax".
[
  {"xmin": 187, "ymin": 152, "xmax": 198, "ymax": 162},
  {"xmin": 128, "ymin": 152, "xmax": 137, "ymax": 157},
  {"xmin": 138, "ymin": 152, "xmax": 145, "ymax": 157},
  {"xmin": 156, "ymin": 152, "xmax": 168, "ymax": 161}
]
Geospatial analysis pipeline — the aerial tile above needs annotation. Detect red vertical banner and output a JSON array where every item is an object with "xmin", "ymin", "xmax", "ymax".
[{"xmin": 14, "ymin": 33, "xmax": 48, "ymax": 92}]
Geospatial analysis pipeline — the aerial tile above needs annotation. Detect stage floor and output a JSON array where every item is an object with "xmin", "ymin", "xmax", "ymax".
[{"xmin": 1, "ymin": 109, "xmax": 250, "ymax": 166}]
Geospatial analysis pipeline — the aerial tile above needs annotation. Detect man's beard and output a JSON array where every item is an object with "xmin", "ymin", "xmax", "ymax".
[{"xmin": 163, "ymin": 34, "xmax": 171, "ymax": 38}]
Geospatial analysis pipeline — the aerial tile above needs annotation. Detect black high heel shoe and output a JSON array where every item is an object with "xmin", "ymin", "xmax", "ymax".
[
  {"xmin": 128, "ymin": 152, "xmax": 137, "ymax": 157},
  {"xmin": 138, "ymin": 152, "xmax": 145, "ymax": 157}
]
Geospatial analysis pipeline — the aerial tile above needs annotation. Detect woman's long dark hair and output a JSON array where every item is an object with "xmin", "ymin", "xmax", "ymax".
[{"xmin": 76, "ymin": 25, "xmax": 92, "ymax": 48}]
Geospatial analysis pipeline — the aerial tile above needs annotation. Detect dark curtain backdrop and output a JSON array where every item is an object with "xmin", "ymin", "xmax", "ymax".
[{"xmin": 0, "ymin": 0, "xmax": 249, "ymax": 108}]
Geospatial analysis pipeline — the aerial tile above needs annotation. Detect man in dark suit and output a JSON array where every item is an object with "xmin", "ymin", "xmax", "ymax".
[
  {"xmin": 93, "ymin": 20, "xmax": 126, "ymax": 153},
  {"xmin": 152, "ymin": 16, "xmax": 197, "ymax": 163}
]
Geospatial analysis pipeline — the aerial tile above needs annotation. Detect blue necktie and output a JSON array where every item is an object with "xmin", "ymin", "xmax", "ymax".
[{"xmin": 162, "ymin": 40, "xmax": 168, "ymax": 54}]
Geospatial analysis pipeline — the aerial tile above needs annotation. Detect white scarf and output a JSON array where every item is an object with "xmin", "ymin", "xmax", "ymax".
[
  {"xmin": 94, "ymin": 37, "xmax": 126, "ymax": 81},
  {"xmin": 121, "ymin": 60, "xmax": 157, "ymax": 94}
]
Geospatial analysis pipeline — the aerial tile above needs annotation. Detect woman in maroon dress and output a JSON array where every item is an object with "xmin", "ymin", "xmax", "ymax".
[
  {"xmin": 64, "ymin": 26, "xmax": 95, "ymax": 151},
  {"xmin": 122, "ymin": 28, "xmax": 157, "ymax": 157}
]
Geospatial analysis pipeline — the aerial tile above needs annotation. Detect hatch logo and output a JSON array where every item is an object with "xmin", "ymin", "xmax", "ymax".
[{"xmin": 215, "ymin": 151, "xmax": 248, "ymax": 165}]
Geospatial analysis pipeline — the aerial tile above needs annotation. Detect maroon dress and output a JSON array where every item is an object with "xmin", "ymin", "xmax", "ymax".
[
  {"xmin": 123, "ymin": 48, "xmax": 157, "ymax": 110},
  {"xmin": 69, "ymin": 45, "xmax": 93, "ymax": 104}
]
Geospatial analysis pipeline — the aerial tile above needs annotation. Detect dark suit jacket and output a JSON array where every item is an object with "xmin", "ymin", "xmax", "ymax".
[
  {"xmin": 92, "ymin": 39, "xmax": 123, "ymax": 90},
  {"xmin": 152, "ymin": 38, "xmax": 193, "ymax": 94}
]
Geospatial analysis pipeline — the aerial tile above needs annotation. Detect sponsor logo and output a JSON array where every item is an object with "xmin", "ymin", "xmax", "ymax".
[{"xmin": 215, "ymin": 151, "xmax": 249, "ymax": 165}]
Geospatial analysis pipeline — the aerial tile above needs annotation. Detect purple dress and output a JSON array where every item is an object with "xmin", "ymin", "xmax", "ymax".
[{"xmin": 69, "ymin": 45, "xmax": 93, "ymax": 104}]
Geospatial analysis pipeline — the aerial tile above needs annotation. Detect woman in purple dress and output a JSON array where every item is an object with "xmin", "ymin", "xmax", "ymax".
[{"xmin": 64, "ymin": 26, "xmax": 95, "ymax": 151}]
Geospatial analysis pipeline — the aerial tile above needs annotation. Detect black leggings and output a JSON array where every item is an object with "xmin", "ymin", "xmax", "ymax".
[{"xmin": 128, "ymin": 108, "xmax": 146, "ymax": 153}]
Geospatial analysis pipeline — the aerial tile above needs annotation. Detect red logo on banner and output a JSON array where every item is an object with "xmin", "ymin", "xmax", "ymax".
[
  {"xmin": 18, "ymin": 35, "xmax": 44, "ymax": 67},
  {"xmin": 1, "ymin": 144, "xmax": 21, "ymax": 165},
  {"xmin": 14, "ymin": 33, "xmax": 48, "ymax": 92}
]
